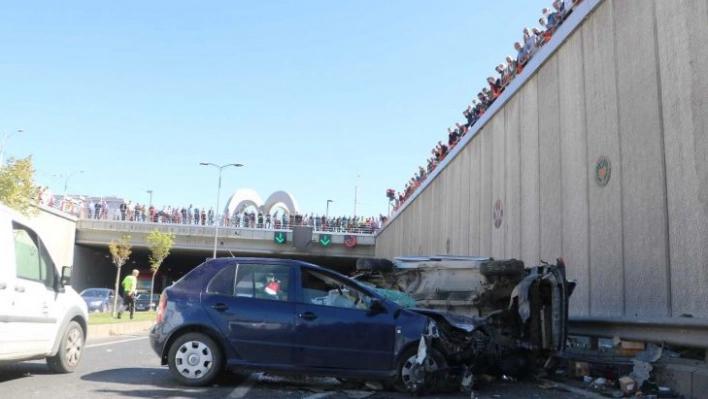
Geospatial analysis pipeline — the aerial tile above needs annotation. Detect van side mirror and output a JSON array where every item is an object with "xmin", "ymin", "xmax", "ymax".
[{"xmin": 61, "ymin": 266, "xmax": 72, "ymax": 287}]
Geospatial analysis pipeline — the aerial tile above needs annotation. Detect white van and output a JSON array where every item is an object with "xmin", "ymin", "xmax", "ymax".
[{"xmin": 0, "ymin": 203, "xmax": 88, "ymax": 372}]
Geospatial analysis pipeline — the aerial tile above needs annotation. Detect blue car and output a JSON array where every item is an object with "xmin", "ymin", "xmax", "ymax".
[
  {"xmin": 149, "ymin": 257, "xmax": 490, "ymax": 394},
  {"xmin": 80, "ymin": 288, "xmax": 122, "ymax": 313}
]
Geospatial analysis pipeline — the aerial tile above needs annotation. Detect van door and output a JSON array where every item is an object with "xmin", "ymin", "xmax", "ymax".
[{"xmin": 0, "ymin": 222, "xmax": 61, "ymax": 358}]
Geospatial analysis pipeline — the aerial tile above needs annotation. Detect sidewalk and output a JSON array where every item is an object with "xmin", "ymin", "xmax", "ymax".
[{"xmin": 88, "ymin": 320, "xmax": 155, "ymax": 338}]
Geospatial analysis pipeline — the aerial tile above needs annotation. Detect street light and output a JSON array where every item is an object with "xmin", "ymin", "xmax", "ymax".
[
  {"xmin": 326, "ymin": 199, "xmax": 333, "ymax": 219},
  {"xmin": 200, "ymin": 162, "xmax": 243, "ymax": 259},
  {"xmin": 147, "ymin": 190, "xmax": 153, "ymax": 207},
  {"xmin": 325, "ymin": 199, "xmax": 333, "ymax": 231},
  {"xmin": 63, "ymin": 170, "xmax": 84, "ymax": 198},
  {"xmin": 0, "ymin": 129, "xmax": 24, "ymax": 165}
]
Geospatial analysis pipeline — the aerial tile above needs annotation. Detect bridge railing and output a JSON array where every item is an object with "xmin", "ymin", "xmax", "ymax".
[{"xmin": 76, "ymin": 218, "xmax": 378, "ymax": 238}]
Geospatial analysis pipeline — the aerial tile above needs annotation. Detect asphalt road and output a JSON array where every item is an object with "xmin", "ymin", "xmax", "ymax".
[{"xmin": 0, "ymin": 332, "xmax": 600, "ymax": 399}]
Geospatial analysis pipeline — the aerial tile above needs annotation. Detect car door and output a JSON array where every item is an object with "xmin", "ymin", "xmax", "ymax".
[
  {"xmin": 0, "ymin": 222, "xmax": 61, "ymax": 358},
  {"xmin": 201, "ymin": 261, "xmax": 296, "ymax": 367},
  {"xmin": 294, "ymin": 267, "xmax": 395, "ymax": 372}
]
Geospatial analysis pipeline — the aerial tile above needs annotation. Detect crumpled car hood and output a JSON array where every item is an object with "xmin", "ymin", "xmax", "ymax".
[{"xmin": 405, "ymin": 308, "xmax": 480, "ymax": 332}]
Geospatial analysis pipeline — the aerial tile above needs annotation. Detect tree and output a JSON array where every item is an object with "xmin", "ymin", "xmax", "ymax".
[
  {"xmin": 108, "ymin": 235, "xmax": 132, "ymax": 318},
  {"xmin": 0, "ymin": 156, "xmax": 38, "ymax": 216},
  {"xmin": 146, "ymin": 229, "xmax": 175, "ymax": 308}
]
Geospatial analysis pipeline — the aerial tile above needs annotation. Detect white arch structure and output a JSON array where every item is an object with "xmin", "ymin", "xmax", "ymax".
[{"xmin": 224, "ymin": 189, "xmax": 300, "ymax": 216}]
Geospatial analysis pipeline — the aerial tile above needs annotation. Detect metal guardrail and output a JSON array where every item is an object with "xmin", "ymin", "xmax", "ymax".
[{"xmin": 568, "ymin": 316, "xmax": 708, "ymax": 349}]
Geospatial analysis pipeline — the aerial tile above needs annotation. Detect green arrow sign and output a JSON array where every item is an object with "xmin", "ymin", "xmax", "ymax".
[
  {"xmin": 274, "ymin": 232, "xmax": 287, "ymax": 244},
  {"xmin": 319, "ymin": 234, "xmax": 332, "ymax": 246}
]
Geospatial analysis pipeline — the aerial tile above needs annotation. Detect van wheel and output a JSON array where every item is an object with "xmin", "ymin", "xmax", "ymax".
[
  {"xmin": 393, "ymin": 346, "xmax": 446, "ymax": 395},
  {"xmin": 356, "ymin": 258, "xmax": 394, "ymax": 273},
  {"xmin": 47, "ymin": 321, "xmax": 84, "ymax": 373},
  {"xmin": 480, "ymin": 259, "xmax": 525, "ymax": 276},
  {"xmin": 168, "ymin": 333, "xmax": 223, "ymax": 386}
]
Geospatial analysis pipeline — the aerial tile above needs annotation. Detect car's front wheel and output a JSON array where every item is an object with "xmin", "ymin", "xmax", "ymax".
[
  {"xmin": 47, "ymin": 320, "xmax": 84, "ymax": 373},
  {"xmin": 168, "ymin": 333, "xmax": 223, "ymax": 386},
  {"xmin": 394, "ymin": 346, "xmax": 446, "ymax": 395}
]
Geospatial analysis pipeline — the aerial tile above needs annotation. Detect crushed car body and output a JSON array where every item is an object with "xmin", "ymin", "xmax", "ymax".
[{"xmin": 354, "ymin": 255, "xmax": 576, "ymax": 393}]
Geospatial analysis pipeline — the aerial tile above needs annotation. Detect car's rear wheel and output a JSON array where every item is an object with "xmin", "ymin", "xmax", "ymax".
[
  {"xmin": 394, "ymin": 346, "xmax": 446, "ymax": 395},
  {"xmin": 99, "ymin": 303, "xmax": 108, "ymax": 313},
  {"xmin": 47, "ymin": 320, "xmax": 84, "ymax": 373},
  {"xmin": 168, "ymin": 333, "xmax": 223, "ymax": 386}
]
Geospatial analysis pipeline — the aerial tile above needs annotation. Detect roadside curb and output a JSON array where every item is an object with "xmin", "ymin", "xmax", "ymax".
[{"xmin": 88, "ymin": 321, "xmax": 154, "ymax": 338}]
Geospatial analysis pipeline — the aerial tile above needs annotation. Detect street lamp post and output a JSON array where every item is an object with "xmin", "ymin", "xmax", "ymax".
[
  {"xmin": 63, "ymin": 170, "xmax": 84, "ymax": 199},
  {"xmin": 325, "ymin": 199, "xmax": 333, "ymax": 231},
  {"xmin": 200, "ymin": 162, "xmax": 243, "ymax": 259},
  {"xmin": 326, "ymin": 199, "xmax": 333, "ymax": 220},
  {"xmin": 0, "ymin": 129, "xmax": 24, "ymax": 165},
  {"xmin": 147, "ymin": 190, "xmax": 153, "ymax": 207}
]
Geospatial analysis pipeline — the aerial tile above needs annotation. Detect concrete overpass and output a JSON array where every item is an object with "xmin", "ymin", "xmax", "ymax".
[
  {"xmin": 71, "ymin": 219, "xmax": 375, "ymax": 290},
  {"xmin": 27, "ymin": 205, "xmax": 374, "ymax": 292},
  {"xmin": 376, "ymin": 0, "xmax": 708, "ymax": 320}
]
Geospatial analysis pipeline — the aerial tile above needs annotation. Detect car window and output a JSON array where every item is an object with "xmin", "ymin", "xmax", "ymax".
[
  {"xmin": 300, "ymin": 269, "xmax": 371, "ymax": 310},
  {"xmin": 206, "ymin": 264, "xmax": 236, "ymax": 295},
  {"xmin": 12, "ymin": 222, "xmax": 56, "ymax": 289},
  {"xmin": 232, "ymin": 263, "xmax": 290, "ymax": 301},
  {"xmin": 82, "ymin": 289, "xmax": 109, "ymax": 298}
]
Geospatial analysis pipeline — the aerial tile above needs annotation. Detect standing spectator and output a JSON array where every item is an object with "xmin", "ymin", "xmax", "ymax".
[
  {"xmin": 505, "ymin": 55, "xmax": 518, "ymax": 79},
  {"xmin": 200, "ymin": 209, "xmax": 206, "ymax": 225},
  {"xmin": 207, "ymin": 207, "xmax": 214, "ymax": 225},
  {"xmin": 119, "ymin": 201, "xmax": 127, "ymax": 221},
  {"xmin": 193, "ymin": 207, "xmax": 200, "ymax": 225},
  {"xmin": 94, "ymin": 200, "xmax": 102, "ymax": 219},
  {"xmin": 87, "ymin": 199, "xmax": 94, "ymax": 219},
  {"xmin": 487, "ymin": 76, "xmax": 502, "ymax": 99},
  {"xmin": 515, "ymin": 41, "xmax": 529, "ymax": 68}
]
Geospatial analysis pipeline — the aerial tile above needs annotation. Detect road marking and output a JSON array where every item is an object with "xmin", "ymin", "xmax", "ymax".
[
  {"xmin": 227, "ymin": 372, "xmax": 261, "ymax": 398},
  {"xmin": 85, "ymin": 336, "xmax": 147, "ymax": 348}
]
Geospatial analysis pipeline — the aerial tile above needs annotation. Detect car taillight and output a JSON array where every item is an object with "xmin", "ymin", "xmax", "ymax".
[{"xmin": 156, "ymin": 293, "xmax": 167, "ymax": 323}]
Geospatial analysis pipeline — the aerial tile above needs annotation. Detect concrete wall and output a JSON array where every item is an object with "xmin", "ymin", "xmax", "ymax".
[{"xmin": 375, "ymin": 0, "xmax": 708, "ymax": 319}]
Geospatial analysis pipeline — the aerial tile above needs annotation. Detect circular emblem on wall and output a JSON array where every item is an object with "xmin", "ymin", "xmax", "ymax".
[
  {"xmin": 493, "ymin": 199, "xmax": 504, "ymax": 229},
  {"xmin": 594, "ymin": 156, "xmax": 612, "ymax": 187},
  {"xmin": 343, "ymin": 235, "xmax": 357, "ymax": 248}
]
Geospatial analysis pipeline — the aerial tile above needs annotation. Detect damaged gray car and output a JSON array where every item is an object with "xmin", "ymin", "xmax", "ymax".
[{"xmin": 354, "ymin": 255, "xmax": 576, "ymax": 394}]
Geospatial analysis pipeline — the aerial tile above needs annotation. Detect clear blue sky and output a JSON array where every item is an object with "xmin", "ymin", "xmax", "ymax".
[{"xmin": 1, "ymin": 1, "xmax": 548, "ymax": 219}]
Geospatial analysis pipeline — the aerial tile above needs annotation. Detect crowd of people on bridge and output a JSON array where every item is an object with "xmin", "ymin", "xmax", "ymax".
[
  {"xmin": 388, "ymin": 0, "xmax": 583, "ymax": 212},
  {"xmin": 47, "ymin": 190, "xmax": 384, "ymax": 234}
]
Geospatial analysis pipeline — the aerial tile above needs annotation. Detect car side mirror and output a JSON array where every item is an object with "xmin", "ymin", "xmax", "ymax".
[
  {"xmin": 368, "ymin": 298, "xmax": 387, "ymax": 315},
  {"xmin": 60, "ymin": 266, "xmax": 72, "ymax": 287}
]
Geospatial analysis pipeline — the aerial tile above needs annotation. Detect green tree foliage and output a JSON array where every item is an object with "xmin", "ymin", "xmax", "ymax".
[
  {"xmin": 108, "ymin": 235, "xmax": 132, "ymax": 317},
  {"xmin": 0, "ymin": 156, "xmax": 38, "ymax": 216},
  {"xmin": 146, "ymin": 229, "xmax": 175, "ymax": 302}
]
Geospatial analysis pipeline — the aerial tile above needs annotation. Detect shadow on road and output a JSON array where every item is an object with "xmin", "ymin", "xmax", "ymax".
[
  {"xmin": 0, "ymin": 362, "xmax": 53, "ymax": 383},
  {"xmin": 80, "ymin": 367, "xmax": 250, "ymax": 396}
]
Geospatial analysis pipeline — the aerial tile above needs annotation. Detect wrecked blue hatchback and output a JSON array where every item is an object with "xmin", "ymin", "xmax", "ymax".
[{"xmin": 150, "ymin": 257, "xmax": 493, "ymax": 394}]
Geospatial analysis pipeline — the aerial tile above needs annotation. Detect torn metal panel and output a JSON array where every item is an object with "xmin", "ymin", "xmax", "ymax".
[{"xmin": 356, "ymin": 256, "xmax": 575, "ymax": 394}]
